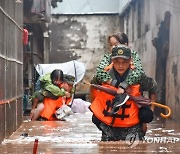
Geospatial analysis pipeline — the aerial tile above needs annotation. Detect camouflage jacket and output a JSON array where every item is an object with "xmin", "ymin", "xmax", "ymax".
[
  {"xmin": 39, "ymin": 73, "xmax": 66, "ymax": 97},
  {"xmin": 95, "ymin": 50, "xmax": 145, "ymax": 87}
]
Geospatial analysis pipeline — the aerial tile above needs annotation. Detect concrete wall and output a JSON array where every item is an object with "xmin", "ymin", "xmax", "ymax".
[
  {"xmin": 50, "ymin": 0, "xmax": 180, "ymax": 119},
  {"xmin": 121, "ymin": 0, "xmax": 180, "ymax": 119},
  {"xmin": 50, "ymin": 14, "xmax": 121, "ymax": 92}
]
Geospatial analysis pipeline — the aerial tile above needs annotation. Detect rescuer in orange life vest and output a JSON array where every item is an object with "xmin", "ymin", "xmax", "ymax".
[
  {"xmin": 89, "ymin": 45, "xmax": 158, "ymax": 141},
  {"xmin": 30, "ymin": 70, "xmax": 73, "ymax": 121}
]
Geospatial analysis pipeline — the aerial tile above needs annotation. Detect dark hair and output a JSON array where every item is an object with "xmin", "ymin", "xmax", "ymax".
[
  {"xmin": 108, "ymin": 32, "xmax": 129, "ymax": 46},
  {"xmin": 63, "ymin": 74, "xmax": 75, "ymax": 85},
  {"xmin": 50, "ymin": 69, "xmax": 63, "ymax": 82}
]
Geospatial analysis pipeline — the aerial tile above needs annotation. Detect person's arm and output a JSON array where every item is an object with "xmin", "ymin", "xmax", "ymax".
[
  {"xmin": 30, "ymin": 91, "xmax": 44, "ymax": 120},
  {"xmin": 31, "ymin": 91, "xmax": 44, "ymax": 108},
  {"xmin": 150, "ymin": 93, "xmax": 157, "ymax": 102},
  {"xmin": 139, "ymin": 74, "xmax": 158, "ymax": 111},
  {"xmin": 139, "ymin": 74, "xmax": 158, "ymax": 95},
  {"xmin": 140, "ymin": 74, "xmax": 158, "ymax": 101},
  {"xmin": 149, "ymin": 93, "xmax": 157, "ymax": 111},
  {"xmin": 95, "ymin": 53, "xmax": 112, "ymax": 83},
  {"xmin": 45, "ymin": 84, "xmax": 66, "ymax": 97},
  {"xmin": 123, "ymin": 50, "xmax": 145, "ymax": 86}
]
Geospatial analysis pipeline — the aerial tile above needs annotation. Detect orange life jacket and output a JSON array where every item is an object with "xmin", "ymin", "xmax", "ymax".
[
  {"xmin": 89, "ymin": 84, "xmax": 141, "ymax": 127},
  {"xmin": 89, "ymin": 86, "xmax": 100, "ymax": 103},
  {"xmin": 40, "ymin": 97, "xmax": 72, "ymax": 120}
]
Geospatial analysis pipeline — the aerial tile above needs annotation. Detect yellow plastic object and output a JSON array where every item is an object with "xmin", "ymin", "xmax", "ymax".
[{"xmin": 151, "ymin": 102, "xmax": 172, "ymax": 118}]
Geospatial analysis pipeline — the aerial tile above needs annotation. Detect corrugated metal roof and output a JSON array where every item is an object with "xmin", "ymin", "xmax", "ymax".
[{"xmin": 52, "ymin": 0, "xmax": 126, "ymax": 14}]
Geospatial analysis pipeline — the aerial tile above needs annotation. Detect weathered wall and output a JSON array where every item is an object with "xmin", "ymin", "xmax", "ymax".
[
  {"xmin": 50, "ymin": 14, "xmax": 121, "ymax": 92},
  {"xmin": 121, "ymin": 0, "xmax": 180, "ymax": 119},
  {"xmin": 0, "ymin": 1, "xmax": 23, "ymax": 143}
]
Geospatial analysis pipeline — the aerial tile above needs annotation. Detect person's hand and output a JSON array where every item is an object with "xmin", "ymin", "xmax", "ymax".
[
  {"xmin": 104, "ymin": 63, "xmax": 113, "ymax": 72},
  {"xmin": 65, "ymin": 91, "xmax": 71, "ymax": 98},
  {"xmin": 106, "ymin": 79, "xmax": 112, "ymax": 85},
  {"xmin": 117, "ymin": 87, "xmax": 125, "ymax": 94},
  {"xmin": 125, "ymin": 87, "xmax": 131, "ymax": 95}
]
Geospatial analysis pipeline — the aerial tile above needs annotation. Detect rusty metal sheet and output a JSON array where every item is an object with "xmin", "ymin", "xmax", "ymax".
[
  {"xmin": 0, "ymin": 0, "xmax": 23, "ymax": 143},
  {"xmin": 17, "ymin": 98, "xmax": 23, "ymax": 128},
  {"xmin": 0, "ymin": 59, "xmax": 5, "ymax": 100},
  {"xmin": 5, "ymin": 102, "xmax": 16, "ymax": 138},
  {"xmin": 0, "ymin": 105, "xmax": 5, "ymax": 143}
]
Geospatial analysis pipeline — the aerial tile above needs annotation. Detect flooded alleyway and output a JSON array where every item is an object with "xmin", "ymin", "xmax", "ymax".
[{"xmin": 0, "ymin": 111, "xmax": 180, "ymax": 153}]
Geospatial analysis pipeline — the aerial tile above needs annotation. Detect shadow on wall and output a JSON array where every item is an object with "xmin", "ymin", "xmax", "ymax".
[{"xmin": 152, "ymin": 11, "xmax": 171, "ymax": 115}]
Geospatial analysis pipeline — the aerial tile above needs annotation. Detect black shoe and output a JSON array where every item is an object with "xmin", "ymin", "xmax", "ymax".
[{"xmin": 110, "ymin": 93, "xmax": 130, "ymax": 115}]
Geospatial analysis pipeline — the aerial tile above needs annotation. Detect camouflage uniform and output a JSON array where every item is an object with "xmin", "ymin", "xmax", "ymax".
[
  {"xmin": 94, "ymin": 50, "xmax": 145, "ymax": 86},
  {"xmin": 92, "ymin": 48, "xmax": 157, "ymax": 141},
  {"xmin": 95, "ymin": 72, "xmax": 157, "ymax": 141},
  {"xmin": 100, "ymin": 122, "xmax": 144, "ymax": 141},
  {"xmin": 139, "ymin": 74, "xmax": 158, "ymax": 95}
]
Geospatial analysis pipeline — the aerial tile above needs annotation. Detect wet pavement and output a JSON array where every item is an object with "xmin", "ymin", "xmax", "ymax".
[{"xmin": 0, "ymin": 111, "xmax": 180, "ymax": 153}]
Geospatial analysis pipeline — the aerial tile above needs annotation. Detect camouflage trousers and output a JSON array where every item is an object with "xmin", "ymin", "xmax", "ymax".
[{"xmin": 99, "ymin": 122, "xmax": 145, "ymax": 141}]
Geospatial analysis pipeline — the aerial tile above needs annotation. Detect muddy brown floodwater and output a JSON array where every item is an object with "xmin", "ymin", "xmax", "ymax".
[{"xmin": 0, "ymin": 112, "xmax": 180, "ymax": 153}]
